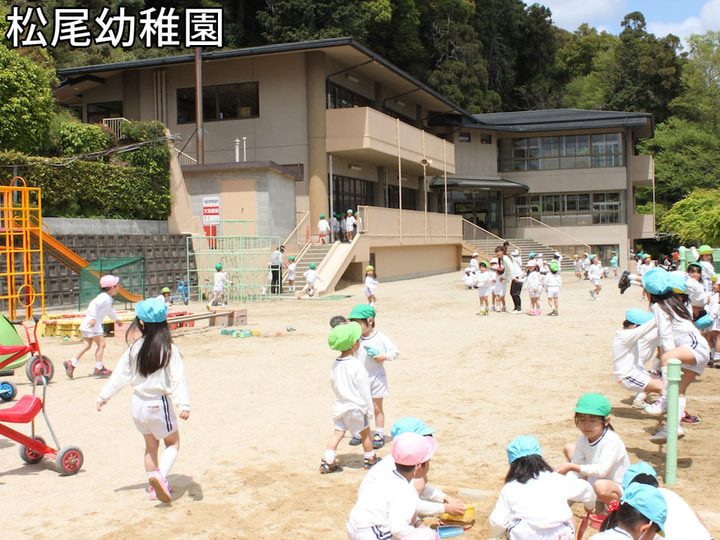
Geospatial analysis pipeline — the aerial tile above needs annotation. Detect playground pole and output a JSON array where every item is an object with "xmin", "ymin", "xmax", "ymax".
[{"xmin": 665, "ymin": 358, "xmax": 682, "ymax": 485}]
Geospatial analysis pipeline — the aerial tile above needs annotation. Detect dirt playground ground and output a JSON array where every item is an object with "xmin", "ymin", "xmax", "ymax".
[{"xmin": 2, "ymin": 271, "xmax": 719, "ymax": 539}]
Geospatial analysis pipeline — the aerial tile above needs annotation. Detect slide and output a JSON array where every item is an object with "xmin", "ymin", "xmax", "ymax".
[{"xmin": 28, "ymin": 228, "xmax": 143, "ymax": 303}]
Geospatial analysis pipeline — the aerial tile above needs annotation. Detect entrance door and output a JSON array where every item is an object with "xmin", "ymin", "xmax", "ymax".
[{"xmin": 456, "ymin": 199, "xmax": 501, "ymax": 236}]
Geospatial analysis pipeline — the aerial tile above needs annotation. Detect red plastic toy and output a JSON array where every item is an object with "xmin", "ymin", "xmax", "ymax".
[{"xmin": 0, "ymin": 317, "xmax": 54, "ymax": 402}]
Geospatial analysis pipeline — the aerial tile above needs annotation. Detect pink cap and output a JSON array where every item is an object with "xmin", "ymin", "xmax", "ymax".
[
  {"xmin": 391, "ymin": 432, "xmax": 437, "ymax": 466},
  {"xmin": 526, "ymin": 261, "xmax": 538, "ymax": 268},
  {"xmin": 100, "ymin": 275, "xmax": 120, "ymax": 288},
  {"xmin": 490, "ymin": 257, "xmax": 498, "ymax": 264}
]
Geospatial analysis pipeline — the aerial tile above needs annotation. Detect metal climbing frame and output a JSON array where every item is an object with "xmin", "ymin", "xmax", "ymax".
[
  {"xmin": 0, "ymin": 178, "xmax": 45, "ymax": 320},
  {"xmin": 187, "ymin": 220, "xmax": 281, "ymax": 303}
]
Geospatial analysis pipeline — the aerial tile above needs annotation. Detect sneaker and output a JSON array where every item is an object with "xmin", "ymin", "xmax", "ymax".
[
  {"xmin": 364, "ymin": 455, "xmax": 379, "ymax": 469},
  {"xmin": 644, "ymin": 398, "xmax": 667, "ymax": 416},
  {"xmin": 632, "ymin": 396, "xmax": 648, "ymax": 409},
  {"xmin": 319, "ymin": 459, "xmax": 340, "ymax": 474},
  {"xmin": 149, "ymin": 471, "xmax": 172, "ymax": 502},
  {"xmin": 511, "ymin": 309, "xmax": 522, "ymax": 314},
  {"xmin": 372, "ymin": 434, "xmax": 385, "ymax": 449},
  {"xmin": 63, "ymin": 361, "xmax": 75, "ymax": 379},
  {"xmin": 650, "ymin": 426, "xmax": 685, "ymax": 444},
  {"xmin": 589, "ymin": 290, "xmax": 595, "ymax": 298},
  {"xmin": 348, "ymin": 435, "xmax": 362, "ymax": 446},
  {"xmin": 93, "ymin": 366, "xmax": 112, "ymax": 377},
  {"xmin": 148, "ymin": 480, "xmax": 173, "ymax": 500},
  {"xmin": 681, "ymin": 411, "xmax": 700, "ymax": 424},
  {"xmin": 594, "ymin": 296, "xmax": 600, "ymax": 301},
  {"xmin": 618, "ymin": 271, "xmax": 631, "ymax": 294}
]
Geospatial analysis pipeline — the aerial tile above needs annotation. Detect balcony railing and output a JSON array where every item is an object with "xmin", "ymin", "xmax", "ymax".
[{"xmin": 102, "ymin": 117, "xmax": 130, "ymax": 139}]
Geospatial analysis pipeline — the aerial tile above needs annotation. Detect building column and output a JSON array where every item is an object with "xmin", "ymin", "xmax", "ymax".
[{"xmin": 306, "ymin": 52, "xmax": 328, "ymax": 235}]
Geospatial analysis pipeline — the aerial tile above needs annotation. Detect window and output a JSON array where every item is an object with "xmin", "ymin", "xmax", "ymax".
[
  {"xmin": 459, "ymin": 132, "xmax": 471, "ymax": 142},
  {"xmin": 499, "ymin": 133, "xmax": 624, "ymax": 172},
  {"xmin": 326, "ymin": 82, "xmax": 371, "ymax": 109},
  {"xmin": 87, "ymin": 101, "xmax": 123, "ymax": 124},
  {"xmin": 480, "ymin": 133, "xmax": 492, "ymax": 144},
  {"xmin": 387, "ymin": 185, "xmax": 418, "ymax": 210},
  {"xmin": 331, "ymin": 174, "xmax": 375, "ymax": 213},
  {"xmin": 506, "ymin": 192, "xmax": 622, "ymax": 226},
  {"xmin": 176, "ymin": 82, "xmax": 259, "ymax": 124}
]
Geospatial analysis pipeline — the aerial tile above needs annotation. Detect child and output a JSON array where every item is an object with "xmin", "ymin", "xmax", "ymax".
[
  {"xmin": 511, "ymin": 249, "xmax": 522, "ymax": 269},
  {"xmin": 493, "ymin": 258, "xmax": 507, "ymax": 312},
  {"xmin": 638, "ymin": 254, "xmax": 654, "ymax": 300},
  {"xmin": 297, "ymin": 262, "xmax": 322, "ymax": 298},
  {"xmin": 331, "ymin": 213, "xmax": 340, "ymax": 242},
  {"xmin": 364, "ymin": 265, "xmax": 379, "ymax": 306},
  {"xmin": 320, "ymin": 321, "xmax": 377, "ymax": 474},
  {"xmin": 329, "ymin": 314, "xmax": 347, "ymax": 328},
  {"xmin": 156, "ymin": 287, "xmax": 172, "ymax": 305},
  {"xmin": 469, "ymin": 253, "xmax": 479, "ymax": 273},
  {"xmin": 287, "ymin": 256, "xmax": 297, "ymax": 292},
  {"xmin": 581, "ymin": 253, "xmax": 591, "ymax": 280},
  {"xmin": 641, "ymin": 267, "xmax": 709, "ymax": 443},
  {"xmin": 595, "ymin": 483, "xmax": 666, "ymax": 539},
  {"xmin": 462, "ymin": 268, "xmax": 476, "ymax": 289},
  {"xmin": 706, "ymin": 275, "xmax": 720, "ymax": 367},
  {"xmin": 693, "ymin": 244, "xmax": 715, "ymax": 290},
  {"xmin": 574, "ymin": 254, "xmax": 582, "ymax": 281},
  {"xmin": 345, "ymin": 209, "xmax": 356, "ymax": 242},
  {"xmin": 347, "ymin": 432, "xmax": 437, "ymax": 539},
  {"xmin": 557, "ymin": 393, "xmax": 630, "ymax": 505},
  {"xmin": 489, "ymin": 435, "xmax": 595, "ymax": 539},
  {"xmin": 686, "ymin": 262, "xmax": 708, "ymax": 318},
  {"xmin": 545, "ymin": 260, "xmax": 562, "ymax": 316},
  {"xmin": 96, "ymin": 298, "xmax": 190, "ymax": 503},
  {"xmin": 317, "ymin": 213, "xmax": 330, "ymax": 244},
  {"xmin": 476, "ymin": 261, "xmax": 492, "ymax": 315},
  {"xmin": 612, "ymin": 309, "xmax": 664, "ymax": 409},
  {"xmin": 65, "ymin": 274, "xmax": 123, "ymax": 379},
  {"xmin": 208, "ymin": 262, "xmax": 232, "ymax": 308},
  {"xmin": 588, "ymin": 255, "xmax": 603, "ymax": 300},
  {"xmin": 525, "ymin": 261, "xmax": 542, "ymax": 315},
  {"xmin": 347, "ymin": 304, "xmax": 398, "ymax": 449},
  {"xmin": 610, "ymin": 250, "xmax": 619, "ymax": 278},
  {"xmin": 340, "ymin": 214, "xmax": 347, "ymax": 242}
]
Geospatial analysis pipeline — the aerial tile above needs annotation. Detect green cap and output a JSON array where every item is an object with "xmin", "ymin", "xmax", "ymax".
[
  {"xmin": 215, "ymin": 263, "xmax": 223, "ymax": 271},
  {"xmin": 320, "ymin": 213, "xmax": 325, "ymax": 219},
  {"xmin": 549, "ymin": 260, "xmax": 559, "ymax": 272},
  {"xmin": 328, "ymin": 321, "xmax": 362, "ymax": 351},
  {"xmin": 574, "ymin": 393, "xmax": 611, "ymax": 417},
  {"xmin": 697, "ymin": 244, "xmax": 713, "ymax": 255},
  {"xmin": 288, "ymin": 256, "xmax": 295, "ymax": 261},
  {"xmin": 309, "ymin": 262, "xmax": 316, "ymax": 269},
  {"xmin": 349, "ymin": 304, "xmax": 376, "ymax": 320}
]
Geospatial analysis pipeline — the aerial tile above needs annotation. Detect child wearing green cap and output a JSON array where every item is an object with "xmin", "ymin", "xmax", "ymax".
[
  {"xmin": 348, "ymin": 304, "xmax": 399, "ymax": 450},
  {"xmin": 317, "ymin": 214, "xmax": 330, "ymax": 244},
  {"xmin": 320, "ymin": 321, "xmax": 377, "ymax": 473},
  {"xmin": 595, "ymin": 483, "xmax": 666, "ymax": 539},
  {"xmin": 557, "ymin": 393, "xmax": 630, "ymax": 506},
  {"xmin": 490, "ymin": 435, "xmax": 595, "ymax": 539},
  {"xmin": 545, "ymin": 260, "xmax": 562, "ymax": 316},
  {"xmin": 287, "ymin": 256, "xmax": 297, "ymax": 292},
  {"xmin": 208, "ymin": 263, "xmax": 233, "ymax": 309}
]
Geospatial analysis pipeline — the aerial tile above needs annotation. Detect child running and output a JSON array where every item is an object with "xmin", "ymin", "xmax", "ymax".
[
  {"xmin": 320, "ymin": 321, "xmax": 377, "ymax": 473},
  {"xmin": 545, "ymin": 260, "xmax": 562, "ymax": 316},
  {"xmin": 297, "ymin": 262, "xmax": 322, "ymax": 298},
  {"xmin": 348, "ymin": 304, "xmax": 399, "ymax": 450},
  {"xmin": 476, "ymin": 261, "xmax": 492, "ymax": 315},
  {"xmin": 287, "ymin": 256, "xmax": 297, "ymax": 292},
  {"xmin": 557, "ymin": 393, "xmax": 630, "ymax": 506},
  {"xmin": 364, "ymin": 265, "xmax": 379, "ymax": 306},
  {"xmin": 594, "ymin": 483, "xmax": 666, "ymax": 539},
  {"xmin": 207, "ymin": 262, "xmax": 232, "ymax": 308},
  {"xmin": 65, "ymin": 274, "xmax": 123, "ymax": 379},
  {"xmin": 489, "ymin": 435, "xmax": 595, "ymax": 539},
  {"xmin": 96, "ymin": 298, "xmax": 190, "ymax": 503}
]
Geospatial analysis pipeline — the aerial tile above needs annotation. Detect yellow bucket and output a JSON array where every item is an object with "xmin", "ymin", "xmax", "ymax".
[{"xmin": 439, "ymin": 504, "xmax": 475, "ymax": 522}]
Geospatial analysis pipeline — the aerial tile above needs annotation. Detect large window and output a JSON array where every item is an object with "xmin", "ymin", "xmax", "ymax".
[
  {"xmin": 327, "ymin": 82, "xmax": 371, "ymax": 109},
  {"xmin": 331, "ymin": 175, "xmax": 375, "ymax": 213},
  {"xmin": 506, "ymin": 192, "xmax": 622, "ymax": 227},
  {"xmin": 387, "ymin": 185, "xmax": 418, "ymax": 210},
  {"xmin": 177, "ymin": 82, "xmax": 259, "ymax": 124},
  {"xmin": 499, "ymin": 133, "xmax": 624, "ymax": 171},
  {"xmin": 87, "ymin": 101, "xmax": 123, "ymax": 124}
]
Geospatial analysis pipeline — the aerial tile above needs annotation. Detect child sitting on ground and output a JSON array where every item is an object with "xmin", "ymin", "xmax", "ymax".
[
  {"xmin": 594, "ymin": 483, "xmax": 666, "ymax": 539},
  {"xmin": 319, "ymin": 321, "xmax": 377, "ymax": 474},
  {"xmin": 489, "ymin": 435, "xmax": 595, "ymax": 539},
  {"xmin": 462, "ymin": 267, "xmax": 476, "ymax": 289},
  {"xmin": 557, "ymin": 393, "xmax": 630, "ymax": 506}
]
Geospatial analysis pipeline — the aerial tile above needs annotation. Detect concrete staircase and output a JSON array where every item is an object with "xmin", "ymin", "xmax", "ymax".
[
  {"xmin": 504, "ymin": 238, "xmax": 577, "ymax": 272},
  {"xmin": 284, "ymin": 243, "xmax": 334, "ymax": 293}
]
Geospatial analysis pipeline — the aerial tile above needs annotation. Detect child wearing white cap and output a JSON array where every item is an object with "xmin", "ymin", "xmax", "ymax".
[
  {"xmin": 65, "ymin": 274, "xmax": 123, "ymax": 379},
  {"xmin": 347, "ymin": 432, "xmax": 437, "ymax": 539},
  {"xmin": 97, "ymin": 298, "xmax": 190, "ymax": 503},
  {"xmin": 588, "ymin": 255, "xmax": 603, "ymax": 300},
  {"xmin": 489, "ymin": 435, "xmax": 595, "ymax": 539},
  {"xmin": 573, "ymin": 255, "xmax": 582, "ymax": 281},
  {"xmin": 469, "ymin": 253, "xmax": 479, "ymax": 273}
]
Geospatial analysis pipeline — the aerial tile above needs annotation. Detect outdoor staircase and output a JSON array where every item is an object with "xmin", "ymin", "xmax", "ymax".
[
  {"xmin": 283, "ymin": 243, "xmax": 334, "ymax": 293},
  {"xmin": 463, "ymin": 238, "xmax": 576, "ymax": 272}
]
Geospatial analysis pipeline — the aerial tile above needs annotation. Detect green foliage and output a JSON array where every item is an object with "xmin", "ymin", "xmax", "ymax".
[
  {"xmin": 671, "ymin": 31, "xmax": 720, "ymax": 128},
  {"xmin": 660, "ymin": 189, "xmax": 720, "ymax": 245},
  {"xmin": 57, "ymin": 122, "xmax": 114, "ymax": 156}
]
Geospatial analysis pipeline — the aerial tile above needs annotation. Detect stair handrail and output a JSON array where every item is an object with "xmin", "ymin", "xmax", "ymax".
[
  {"xmin": 282, "ymin": 211, "xmax": 311, "ymax": 256},
  {"xmin": 462, "ymin": 219, "xmax": 520, "ymax": 252},
  {"xmin": 517, "ymin": 216, "xmax": 591, "ymax": 252}
]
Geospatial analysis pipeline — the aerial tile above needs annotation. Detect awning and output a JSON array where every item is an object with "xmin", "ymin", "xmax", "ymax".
[{"xmin": 429, "ymin": 176, "xmax": 528, "ymax": 192}]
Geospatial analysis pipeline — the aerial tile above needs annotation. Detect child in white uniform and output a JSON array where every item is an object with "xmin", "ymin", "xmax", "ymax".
[
  {"xmin": 545, "ymin": 260, "xmax": 562, "ymax": 316},
  {"xmin": 686, "ymin": 262, "xmax": 708, "ymax": 318},
  {"xmin": 706, "ymin": 275, "xmax": 720, "ymax": 367},
  {"xmin": 588, "ymin": 255, "xmax": 603, "ymax": 300},
  {"xmin": 558, "ymin": 393, "xmax": 630, "ymax": 506},
  {"xmin": 208, "ymin": 262, "xmax": 232, "ymax": 308},
  {"xmin": 594, "ymin": 483, "xmax": 666, "ymax": 539},
  {"xmin": 287, "ymin": 256, "xmax": 297, "ymax": 292},
  {"xmin": 490, "ymin": 436, "xmax": 595, "ymax": 539},
  {"xmin": 298, "ymin": 263, "xmax": 323, "ymax": 298},
  {"xmin": 347, "ymin": 432, "xmax": 437, "ymax": 540},
  {"xmin": 476, "ymin": 262, "xmax": 492, "ymax": 315},
  {"xmin": 317, "ymin": 213, "xmax": 330, "ymax": 244},
  {"xmin": 66, "ymin": 274, "xmax": 123, "ymax": 379},
  {"xmin": 469, "ymin": 253, "xmax": 479, "ymax": 273},
  {"xmin": 156, "ymin": 287, "xmax": 172, "ymax": 305},
  {"xmin": 364, "ymin": 265, "xmax": 379, "ymax": 306},
  {"xmin": 525, "ymin": 261, "xmax": 542, "ymax": 316},
  {"xmin": 462, "ymin": 268, "xmax": 476, "ymax": 289},
  {"xmin": 319, "ymin": 321, "xmax": 377, "ymax": 474},
  {"xmin": 348, "ymin": 304, "xmax": 399, "ymax": 450},
  {"xmin": 573, "ymin": 255, "xmax": 582, "ymax": 281},
  {"xmin": 345, "ymin": 210, "xmax": 357, "ymax": 241},
  {"xmin": 97, "ymin": 298, "xmax": 190, "ymax": 502},
  {"xmin": 493, "ymin": 260, "xmax": 507, "ymax": 312}
]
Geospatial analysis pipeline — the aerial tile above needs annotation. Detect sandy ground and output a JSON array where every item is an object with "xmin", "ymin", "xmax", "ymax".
[{"xmin": 1, "ymin": 272, "xmax": 719, "ymax": 539}]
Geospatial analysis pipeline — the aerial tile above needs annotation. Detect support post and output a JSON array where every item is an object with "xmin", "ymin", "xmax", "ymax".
[{"xmin": 665, "ymin": 358, "xmax": 682, "ymax": 485}]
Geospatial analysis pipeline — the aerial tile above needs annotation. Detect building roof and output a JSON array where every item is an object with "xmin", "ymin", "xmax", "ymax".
[
  {"xmin": 429, "ymin": 175, "xmax": 528, "ymax": 192},
  {"xmin": 467, "ymin": 109, "xmax": 653, "ymax": 134}
]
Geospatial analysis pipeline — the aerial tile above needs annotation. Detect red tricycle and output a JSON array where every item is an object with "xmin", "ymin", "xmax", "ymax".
[{"xmin": 0, "ymin": 316, "xmax": 54, "ymax": 401}]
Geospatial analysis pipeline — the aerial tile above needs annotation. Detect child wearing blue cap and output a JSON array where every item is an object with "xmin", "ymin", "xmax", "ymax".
[
  {"xmin": 97, "ymin": 298, "xmax": 190, "ymax": 503},
  {"xmin": 595, "ymin": 483, "xmax": 666, "ymax": 539},
  {"xmin": 489, "ymin": 435, "xmax": 595, "ymax": 539},
  {"xmin": 612, "ymin": 309, "xmax": 664, "ymax": 409}
]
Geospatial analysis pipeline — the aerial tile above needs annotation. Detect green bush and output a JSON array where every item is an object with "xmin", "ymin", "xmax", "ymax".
[{"xmin": 57, "ymin": 122, "xmax": 114, "ymax": 156}]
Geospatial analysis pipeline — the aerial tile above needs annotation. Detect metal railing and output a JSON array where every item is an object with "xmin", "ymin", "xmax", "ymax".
[
  {"xmin": 462, "ymin": 219, "xmax": 519, "ymax": 255},
  {"xmin": 102, "ymin": 117, "xmax": 130, "ymax": 139},
  {"xmin": 174, "ymin": 148, "xmax": 198, "ymax": 166},
  {"xmin": 518, "ymin": 216, "xmax": 591, "ymax": 252},
  {"xmin": 281, "ymin": 211, "xmax": 311, "ymax": 256}
]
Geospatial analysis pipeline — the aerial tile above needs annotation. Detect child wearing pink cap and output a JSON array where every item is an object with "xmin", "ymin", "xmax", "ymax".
[
  {"xmin": 65, "ymin": 274, "xmax": 123, "ymax": 378},
  {"xmin": 525, "ymin": 261, "xmax": 542, "ymax": 315}
]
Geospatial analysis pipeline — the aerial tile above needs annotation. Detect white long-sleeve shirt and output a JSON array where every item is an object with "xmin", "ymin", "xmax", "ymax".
[
  {"xmin": 489, "ymin": 471, "xmax": 595, "ymax": 537},
  {"xmin": 365, "ymin": 275, "xmax": 379, "ymax": 293},
  {"xmin": 545, "ymin": 272, "xmax": 562, "ymax": 289},
  {"xmin": 349, "ymin": 468, "xmax": 419, "ymax": 538},
  {"xmin": 525, "ymin": 272, "xmax": 542, "ymax": 294},
  {"xmin": 330, "ymin": 355, "xmax": 373, "ymax": 419},
  {"xmin": 317, "ymin": 218, "xmax": 330, "ymax": 233},
  {"xmin": 98, "ymin": 339, "xmax": 190, "ymax": 411},
  {"xmin": 79, "ymin": 292, "xmax": 119, "ymax": 334},
  {"xmin": 588, "ymin": 263, "xmax": 603, "ymax": 280},
  {"xmin": 570, "ymin": 429, "xmax": 629, "ymax": 485},
  {"xmin": 612, "ymin": 321, "xmax": 658, "ymax": 381},
  {"xmin": 651, "ymin": 302, "xmax": 699, "ymax": 353},
  {"xmin": 358, "ymin": 330, "xmax": 399, "ymax": 374},
  {"xmin": 303, "ymin": 269, "xmax": 322, "ymax": 286},
  {"xmin": 660, "ymin": 487, "xmax": 712, "ymax": 539},
  {"xmin": 685, "ymin": 277, "xmax": 707, "ymax": 308}
]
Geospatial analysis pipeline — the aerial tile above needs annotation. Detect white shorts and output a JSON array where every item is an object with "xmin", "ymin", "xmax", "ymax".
[
  {"xmin": 132, "ymin": 393, "xmax": 178, "ymax": 440},
  {"xmin": 618, "ymin": 368, "xmax": 652, "ymax": 392},
  {"xmin": 81, "ymin": 329, "xmax": 104, "ymax": 339},
  {"xmin": 528, "ymin": 289, "xmax": 541, "ymax": 299},
  {"xmin": 287, "ymin": 273, "xmax": 296, "ymax": 281},
  {"xmin": 334, "ymin": 409, "xmax": 370, "ymax": 434},
  {"xmin": 477, "ymin": 286, "xmax": 490, "ymax": 298},
  {"xmin": 676, "ymin": 332, "xmax": 710, "ymax": 374},
  {"xmin": 546, "ymin": 286, "xmax": 560, "ymax": 298},
  {"xmin": 507, "ymin": 521, "xmax": 574, "ymax": 540},
  {"xmin": 346, "ymin": 520, "xmax": 392, "ymax": 540},
  {"xmin": 213, "ymin": 286, "xmax": 224, "ymax": 294},
  {"xmin": 364, "ymin": 287, "xmax": 376, "ymax": 297},
  {"xmin": 368, "ymin": 368, "xmax": 388, "ymax": 398},
  {"xmin": 494, "ymin": 283, "xmax": 506, "ymax": 296},
  {"xmin": 591, "ymin": 278, "xmax": 601, "ymax": 286}
]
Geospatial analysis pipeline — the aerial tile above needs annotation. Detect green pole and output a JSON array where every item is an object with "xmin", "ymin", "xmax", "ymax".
[{"xmin": 665, "ymin": 358, "xmax": 682, "ymax": 485}]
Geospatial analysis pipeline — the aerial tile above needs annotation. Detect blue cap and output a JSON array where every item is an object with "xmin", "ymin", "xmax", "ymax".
[
  {"xmin": 695, "ymin": 314, "xmax": 713, "ymax": 330},
  {"xmin": 642, "ymin": 267, "xmax": 672, "ymax": 296},
  {"xmin": 528, "ymin": 252, "xmax": 536, "ymax": 258},
  {"xmin": 622, "ymin": 462, "xmax": 657, "ymax": 490},
  {"xmin": 668, "ymin": 273, "xmax": 687, "ymax": 293},
  {"xmin": 506, "ymin": 435, "xmax": 542, "ymax": 464},
  {"xmin": 135, "ymin": 298, "xmax": 168, "ymax": 323},
  {"xmin": 391, "ymin": 417, "xmax": 436, "ymax": 438},
  {"xmin": 621, "ymin": 483, "xmax": 667, "ymax": 534},
  {"xmin": 625, "ymin": 309, "xmax": 654, "ymax": 326}
]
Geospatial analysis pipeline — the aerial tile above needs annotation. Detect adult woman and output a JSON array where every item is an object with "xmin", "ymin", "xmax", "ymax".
[{"xmin": 496, "ymin": 244, "xmax": 523, "ymax": 313}]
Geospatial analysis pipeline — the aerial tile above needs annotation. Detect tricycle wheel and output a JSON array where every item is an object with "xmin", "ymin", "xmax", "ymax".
[
  {"xmin": 26, "ymin": 355, "xmax": 54, "ymax": 383},
  {"xmin": 56, "ymin": 446, "xmax": 83, "ymax": 475},
  {"xmin": 19, "ymin": 435, "xmax": 46, "ymax": 464},
  {"xmin": 0, "ymin": 380, "xmax": 17, "ymax": 401}
]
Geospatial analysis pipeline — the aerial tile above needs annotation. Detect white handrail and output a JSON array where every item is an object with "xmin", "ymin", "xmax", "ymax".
[
  {"xmin": 174, "ymin": 148, "xmax": 197, "ymax": 166},
  {"xmin": 102, "ymin": 117, "xmax": 130, "ymax": 139},
  {"xmin": 518, "ymin": 216, "xmax": 591, "ymax": 251},
  {"xmin": 462, "ymin": 219, "xmax": 520, "ymax": 252}
]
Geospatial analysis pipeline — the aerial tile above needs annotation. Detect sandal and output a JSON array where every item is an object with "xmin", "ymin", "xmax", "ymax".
[
  {"xmin": 319, "ymin": 459, "xmax": 340, "ymax": 474},
  {"xmin": 681, "ymin": 411, "xmax": 700, "ymax": 424}
]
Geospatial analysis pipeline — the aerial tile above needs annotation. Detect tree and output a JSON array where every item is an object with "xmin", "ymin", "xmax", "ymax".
[{"xmin": 660, "ymin": 189, "xmax": 720, "ymax": 245}]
